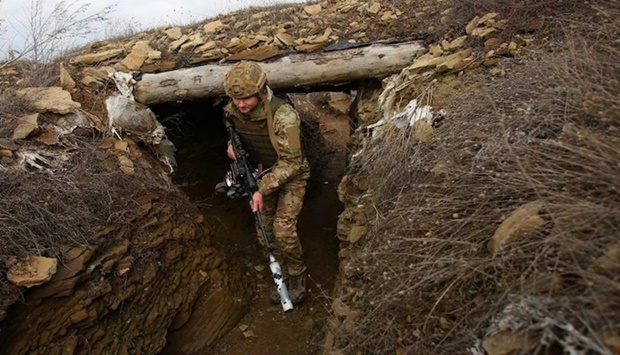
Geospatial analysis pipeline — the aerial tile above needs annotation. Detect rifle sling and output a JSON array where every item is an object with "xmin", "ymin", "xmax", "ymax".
[{"xmin": 261, "ymin": 93, "xmax": 282, "ymax": 159}]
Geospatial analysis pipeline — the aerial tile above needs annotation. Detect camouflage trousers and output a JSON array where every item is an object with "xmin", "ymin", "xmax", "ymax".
[{"xmin": 256, "ymin": 176, "xmax": 307, "ymax": 277}]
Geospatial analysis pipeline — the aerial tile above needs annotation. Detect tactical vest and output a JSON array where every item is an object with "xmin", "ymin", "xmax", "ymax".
[{"xmin": 226, "ymin": 97, "xmax": 287, "ymax": 169}]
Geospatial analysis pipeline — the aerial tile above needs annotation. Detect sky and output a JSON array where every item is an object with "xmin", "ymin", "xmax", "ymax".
[{"xmin": 0, "ymin": 0, "xmax": 309, "ymax": 59}]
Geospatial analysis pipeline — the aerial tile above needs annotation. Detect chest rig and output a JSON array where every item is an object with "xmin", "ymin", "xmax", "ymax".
[{"xmin": 225, "ymin": 96, "xmax": 287, "ymax": 169}]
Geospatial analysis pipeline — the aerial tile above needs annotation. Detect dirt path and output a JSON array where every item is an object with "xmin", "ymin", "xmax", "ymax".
[{"xmin": 161, "ymin": 95, "xmax": 350, "ymax": 354}]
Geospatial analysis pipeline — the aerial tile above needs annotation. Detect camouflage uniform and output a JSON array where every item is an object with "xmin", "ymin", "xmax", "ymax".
[{"xmin": 224, "ymin": 94, "xmax": 310, "ymax": 277}]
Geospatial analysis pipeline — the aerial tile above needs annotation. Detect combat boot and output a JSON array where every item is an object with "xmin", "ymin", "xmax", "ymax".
[
  {"xmin": 287, "ymin": 272, "xmax": 307, "ymax": 305},
  {"xmin": 270, "ymin": 276, "xmax": 289, "ymax": 305},
  {"xmin": 269, "ymin": 279, "xmax": 288, "ymax": 304}
]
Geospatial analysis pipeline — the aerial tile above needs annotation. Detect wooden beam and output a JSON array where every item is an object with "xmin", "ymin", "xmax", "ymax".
[{"xmin": 134, "ymin": 41, "xmax": 423, "ymax": 105}]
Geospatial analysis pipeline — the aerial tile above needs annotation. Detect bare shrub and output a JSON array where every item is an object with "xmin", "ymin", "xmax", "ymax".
[
  {"xmin": 0, "ymin": 0, "xmax": 114, "ymax": 88},
  {"xmin": 334, "ymin": 3, "xmax": 620, "ymax": 353},
  {"xmin": 0, "ymin": 138, "xmax": 164, "ymax": 280}
]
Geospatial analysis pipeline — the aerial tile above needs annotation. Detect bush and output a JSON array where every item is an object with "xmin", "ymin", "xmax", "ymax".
[{"xmin": 333, "ymin": 1, "xmax": 620, "ymax": 353}]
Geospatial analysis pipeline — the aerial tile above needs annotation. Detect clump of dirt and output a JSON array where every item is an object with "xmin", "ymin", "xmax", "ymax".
[{"xmin": 329, "ymin": 0, "xmax": 620, "ymax": 353}]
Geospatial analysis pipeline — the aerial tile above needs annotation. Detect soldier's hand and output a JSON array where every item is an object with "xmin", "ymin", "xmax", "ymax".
[
  {"xmin": 250, "ymin": 191, "xmax": 263, "ymax": 212},
  {"xmin": 227, "ymin": 144, "xmax": 236, "ymax": 160}
]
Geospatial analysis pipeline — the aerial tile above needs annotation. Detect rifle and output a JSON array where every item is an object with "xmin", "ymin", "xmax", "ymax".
[{"xmin": 223, "ymin": 123, "xmax": 294, "ymax": 312}]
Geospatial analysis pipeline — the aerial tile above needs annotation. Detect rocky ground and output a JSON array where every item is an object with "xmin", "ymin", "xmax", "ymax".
[{"xmin": 1, "ymin": 0, "xmax": 618, "ymax": 354}]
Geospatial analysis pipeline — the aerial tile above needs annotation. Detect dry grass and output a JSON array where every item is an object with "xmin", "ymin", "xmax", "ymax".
[
  {"xmin": 0, "ymin": 90, "xmax": 34, "ymax": 127},
  {"xmin": 0, "ymin": 138, "xmax": 163, "ymax": 283},
  {"xmin": 333, "ymin": 1, "xmax": 619, "ymax": 353}
]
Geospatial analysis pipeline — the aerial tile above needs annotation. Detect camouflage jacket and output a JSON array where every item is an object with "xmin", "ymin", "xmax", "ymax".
[{"xmin": 224, "ymin": 95, "xmax": 310, "ymax": 196}]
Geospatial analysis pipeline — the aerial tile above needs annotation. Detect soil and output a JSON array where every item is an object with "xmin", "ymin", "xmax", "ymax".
[{"xmin": 156, "ymin": 94, "xmax": 350, "ymax": 354}]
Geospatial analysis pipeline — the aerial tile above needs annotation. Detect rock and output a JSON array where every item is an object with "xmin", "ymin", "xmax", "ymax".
[
  {"xmin": 120, "ymin": 41, "xmax": 160, "ymax": 70},
  {"xmin": 12, "ymin": 113, "xmax": 40, "ymax": 139},
  {"xmin": 348, "ymin": 225, "xmax": 367, "ymax": 244},
  {"xmin": 7, "ymin": 256, "xmax": 58, "ymax": 287},
  {"xmin": 191, "ymin": 49, "xmax": 225, "ymax": 64},
  {"xmin": 226, "ymin": 38, "xmax": 260, "ymax": 53},
  {"xmin": 304, "ymin": 4, "xmax": 322, "ymax": 15},
  {"xmin": 36, "ymin": 129, "xmax": 61, "ymax": 145},
  {"xmin": 226, "ymin": 45, "xmax": 283, "ymax": 61},
  {"xmin": 81, "ymin": 66, "xmax": 114, "ymax": 82},
  {"xmin": 169, "ymin": 35, "xmax": 189, "ymax": 51},
  {"xmin": 589, "ymin": 242, "xmax": 620, "ymax": 275},
  {"xmin": 16, "ymin": 87, "xmax": 81, "ymax": 114},
  {"xmin": 142, "ymin": 59, "xmax": 177, "ymax": 73},
  {"xmin": 31, "ymin": 247, "xmax": 94, "ymax": 299},
  {"xmin": 489, "ymin": 201, "xmax": 546, "ymax": 254},
  {"xmin": 446, "ymin": 36, "xmax": 467, "ymax": 50},
  {"xmin": 203, "ymin": 20, "xmax": 224, "ymax": 34},
  {"xmin": 436, "ymin": 49, "xmax": 473, "ymax": 72},
  {"xmin": 483, "ymin": 57, "xmax": 499, "ymax": 67},
  {"xmin": 478, "ymin": 12, "xmax": 499, "ymax": 26},
  {"xmin": 429, "ymin": 44, "xmax": 444, "ymax": 56},
  {"xmin": 275, "ymin": 32, "xmax": 294, "ymax": 47},
  {"xmin": 490, "ymin": 68, "xmax": 506, "ymax": 77},
  {"xmin": 0, "ymin": 138, "xmax": 19, "ymax": 150},
  {"xmin": 408, "ymin": 53, "xmax": 444, "ymax": 73},
  {"xmin": 59, "ymin": 63, "xmax": 76, "ymax": 91},
  {"xmin": 472, "ymin": 26, "xmax": 497, "ymax": 38},
  {"xmin": 242, "ymin": 330, "xmax": 255, "ymax": 338},
  {"xmin": 195, "ymin": 41, "xmax": 217, "ymax": 53},
  {"xmin": 70, "ymin": 48, "xmax": 124, "ymax": 66},
  {"xmin": 165, "ymin": 27, "xmax": 183, "ymax": 40},
  {"xmin": 180, "ymin": 33, "xmax": 205, "ymax": 53},
  {"xmin": 484, "ymin": 37, "xmax": 503, "ymax": 51},
  {"xmin": 381, "ymin": 11, "xmax": 396, "ymax": 21},
  {"xmin": 118, "ymin": 155, "xmax": 135, "ymax": 175},
  {"xmin": 466, "ymin": 13, "xmax": 499, "ymax": 37},
  {"xmin": 328, "ymin": 92, "xmax": 351, "ymax": 113},
  {"xmin": 482, "ymin": 331, "xmax": 536, "ymax": 355},
  {"xmin": 412, "ymin": 120, "xmax": 433, "ymax": 142},
  {"xmin": 367, "ymin": 3, "xmax": 381, "ymax": 15},
  {"xmin": 465, "ymin": 16, "xmax": 480, "ymax": 35},
  {"xmin": 80, "ymin": 75, "xmax": 105, "ymax": 89}
]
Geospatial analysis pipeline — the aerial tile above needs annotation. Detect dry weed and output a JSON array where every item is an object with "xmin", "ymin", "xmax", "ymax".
[
  {"xmin": 334, "ymin": 2, "xmax": 620, "ymax": 353},
  {"xmin": 0, "ymin": 138, "xmax": 163, "ymax": 283}
]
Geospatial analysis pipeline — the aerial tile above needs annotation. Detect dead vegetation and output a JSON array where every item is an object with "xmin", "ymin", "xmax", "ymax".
[
  {"xmin": 0, "ymin": 138, "xmax": 165, "ymax": 285},
  {"xmin": 332, "ymin": 1, "xmax": 619, "ymax": 353}
]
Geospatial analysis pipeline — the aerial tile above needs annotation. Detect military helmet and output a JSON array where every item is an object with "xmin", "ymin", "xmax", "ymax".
[{"xmin": 224, "ymin": 61, "xmax": 268, "ymax": 98}]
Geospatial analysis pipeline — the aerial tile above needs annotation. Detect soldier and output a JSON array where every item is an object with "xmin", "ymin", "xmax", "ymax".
[{"xmin": 223, "ymin": 61, "xmax": 310, "ymax": 305}]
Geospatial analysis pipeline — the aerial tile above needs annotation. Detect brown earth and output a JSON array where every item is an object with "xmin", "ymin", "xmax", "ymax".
[
  {"xmin": 1, "ymin": 0, "xmax": 618, "ymax": 354},
  {"xmin": 152, "ymin": 94, "xmax": 350, "ymax": 354}
]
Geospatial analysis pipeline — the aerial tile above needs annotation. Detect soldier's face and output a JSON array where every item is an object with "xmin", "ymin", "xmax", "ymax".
[{"xmin": 232, "ymin": 95, "xmax": 260, "ymax": 113}]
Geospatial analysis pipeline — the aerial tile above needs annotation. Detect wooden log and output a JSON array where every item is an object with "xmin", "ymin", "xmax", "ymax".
[{"xmin": 134, "ymin": 41, "xmax": 423, "ymax": 105}]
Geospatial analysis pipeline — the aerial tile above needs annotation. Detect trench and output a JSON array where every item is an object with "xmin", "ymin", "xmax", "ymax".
[{"xmin": 150, "ymin": 94, "xmax": 347, "ymax": 354}]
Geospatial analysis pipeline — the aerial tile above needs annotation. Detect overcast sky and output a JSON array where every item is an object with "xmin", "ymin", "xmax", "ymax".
[{"xmin": 0, "ymin": 0, "xmax": 309, "ymax": 59}]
